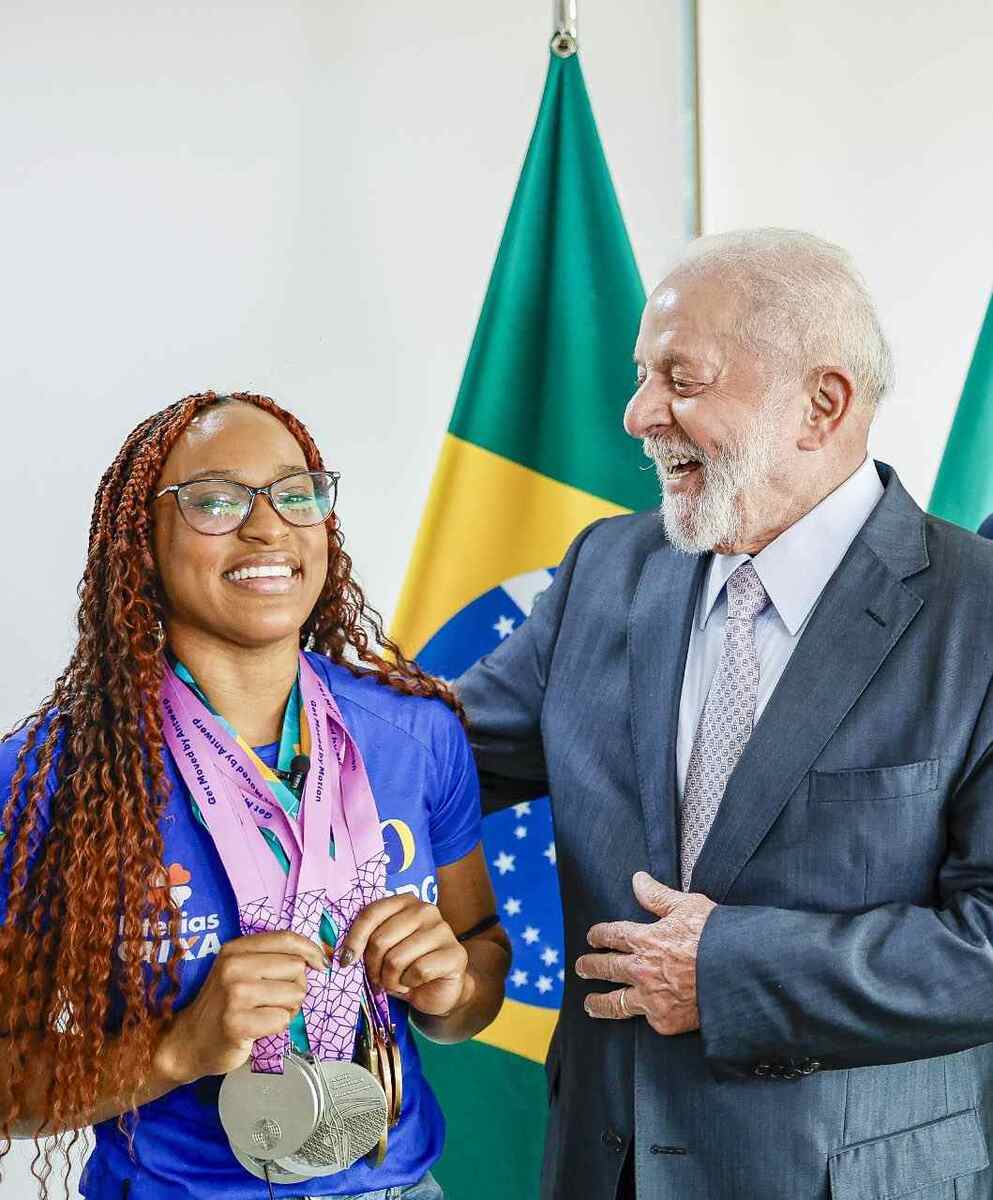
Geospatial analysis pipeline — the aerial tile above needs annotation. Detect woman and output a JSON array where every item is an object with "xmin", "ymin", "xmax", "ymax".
[{"xmin": 0, "ymin": 393, "xmax": 510, "ymax": 1199}]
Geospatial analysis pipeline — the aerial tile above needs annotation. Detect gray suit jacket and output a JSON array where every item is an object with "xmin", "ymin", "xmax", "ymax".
[{"xmin": 457, "ymin": 464, "xmax": 993, "ymax": 1200}]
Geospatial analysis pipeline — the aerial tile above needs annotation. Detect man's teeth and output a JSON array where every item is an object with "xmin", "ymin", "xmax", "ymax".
[
  {"xmin": 667, "ymin": 457, "xmax": 700, "ymax": 470},
  {"xmin": 224, "ymin": 565, "xmax": 295, "ymax": 581}
]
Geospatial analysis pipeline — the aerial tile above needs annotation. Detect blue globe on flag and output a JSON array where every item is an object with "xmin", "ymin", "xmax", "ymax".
[{"xmin": 417, "ymin": 569, "xmax": 563, "ymax": 1010}]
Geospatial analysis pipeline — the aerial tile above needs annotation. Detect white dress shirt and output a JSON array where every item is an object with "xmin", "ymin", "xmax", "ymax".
[{"xmin": 675, "ymin": 456, "xmax": 885, "ymax": 801}]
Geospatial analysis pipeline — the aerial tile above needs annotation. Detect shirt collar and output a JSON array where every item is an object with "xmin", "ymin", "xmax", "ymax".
[{"xmin": 699, "ymin": 456, "xmax": 885, "ymax": 635}]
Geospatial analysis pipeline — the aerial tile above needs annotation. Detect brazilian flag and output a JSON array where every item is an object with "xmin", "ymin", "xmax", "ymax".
[
  {"xmin": 929, "ymin": 293, "xmax": 993, "ymax": 532},
  {"xmin": 392, "ymin": 46, "xmax": 661, "ymax": 1200}
]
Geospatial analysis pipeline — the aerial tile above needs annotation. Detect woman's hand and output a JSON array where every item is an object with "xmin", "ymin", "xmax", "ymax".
[
  {"xmin": 337, "ymin": 895, "xmax": 470, "ymax": 1018},
  {"xmin": 155, "ymin": 931, "xmax": 328, "ymax": 1085}
]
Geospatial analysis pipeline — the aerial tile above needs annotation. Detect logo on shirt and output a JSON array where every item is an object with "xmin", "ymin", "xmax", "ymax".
[
  {"xmin": 380, "ymin": 818, "xmax": 439, "ymax": 904},
  {"xmin": 117, "ymin": 861, "xmax": 222, "ymax": 965},
  {"xmin": 381, "ymin": 818, "xmax": 416, "ymax": 872},
  {"xmin": 149, "ymin": 861, "xmax": 193, "ymax": 907}
]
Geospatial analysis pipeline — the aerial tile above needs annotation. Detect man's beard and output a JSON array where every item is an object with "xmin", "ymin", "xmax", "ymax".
[{"xmin": 644, "ymin": 414, "xmax": 780, "ymax": 555}]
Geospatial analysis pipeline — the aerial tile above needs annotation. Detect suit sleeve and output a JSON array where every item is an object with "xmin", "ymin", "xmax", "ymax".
[
  {"xmin": 697, "ymin": 680, "xmax": 993, "ymax": 1079},
  {"xmin": 978, "ymin": 514, "xmax": 993, "ymax": 540},
  {"xmin": 455, "ymin": 521, "xmax": 603, "ymax": 815}
]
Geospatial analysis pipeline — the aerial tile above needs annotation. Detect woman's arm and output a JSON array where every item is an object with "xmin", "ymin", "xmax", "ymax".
[
  {"xmin": 339, "ymin": 844, "xmax": 511, "ymax": 1044},
  {"xmin": 412, "ymin": 845, "xmax": 511, "ymax": 1043},
  {"xmin": 0, "ymin": 929, "xmax": 325, "ymax": 1136},
  {"xmin": 0, "ymin": 1025, "xmax": 185, "ymax": 1138}
]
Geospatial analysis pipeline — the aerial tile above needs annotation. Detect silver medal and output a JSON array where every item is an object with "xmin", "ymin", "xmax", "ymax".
[
  {"xmin": 220, "ymin": 1051, "xmax": 388, "ymax": 1181},
  {"xmin": 229, "ymin": 1144, "xmax": 320, "ymax": 1185},
  {"xmin": 279, "ymin": 1060, "xmax": 390, "ymax": 1175},
  {"xmin": 219, "ymin": 1051, "xmax": 323, "ymax": 1162}
]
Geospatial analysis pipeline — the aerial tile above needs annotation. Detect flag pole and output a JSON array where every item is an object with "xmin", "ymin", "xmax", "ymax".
[{"xmin": 551, "ymin": 0, "xmax": 578, "ymax": 57}]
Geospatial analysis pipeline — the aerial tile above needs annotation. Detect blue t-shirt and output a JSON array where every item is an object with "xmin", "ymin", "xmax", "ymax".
[{"xmin": 0, "ymin": 653, "xmax": 482, "ymax": 1199}]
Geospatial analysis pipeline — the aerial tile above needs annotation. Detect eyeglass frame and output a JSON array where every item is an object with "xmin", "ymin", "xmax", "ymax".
[{"xmin": 153, "ymin": 469, "xmax": 341, "ymax": 536}]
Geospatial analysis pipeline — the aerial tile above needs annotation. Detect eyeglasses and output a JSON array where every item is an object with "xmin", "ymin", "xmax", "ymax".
[{"xmin": 153, "ymin": 470, "xmax": 340, "ymax": 536}]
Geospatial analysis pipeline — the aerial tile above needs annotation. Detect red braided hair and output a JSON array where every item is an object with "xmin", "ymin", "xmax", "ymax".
[{"xmin": 0, "ymin": 393, "xmax": 461, "ymax": 1194}]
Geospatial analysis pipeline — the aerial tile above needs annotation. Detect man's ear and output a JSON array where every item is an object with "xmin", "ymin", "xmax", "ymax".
[{"xmin": 797, "ymin": 366, "xmax": 856, "ymax": 450}]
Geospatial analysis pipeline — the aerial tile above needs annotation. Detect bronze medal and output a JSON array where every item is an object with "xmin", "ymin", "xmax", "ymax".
[
  {"xmin": 357, "ymin": 1002, "xmax": 390, "ymax": 1166},
  {"xmin": 385, "ymin": 1028, "xmax": 403, "ymax": 1127}
]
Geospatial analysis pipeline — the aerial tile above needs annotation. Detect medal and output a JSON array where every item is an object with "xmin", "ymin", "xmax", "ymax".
[
  {"xmin": 386, "ymin": 1031, "xmax": 404, "ymax": 1126},
  {"xmin": 357, "ymin": 999, "xmax": 390, "ymax": 1165},
  {"xmin": 231, "ymin": 1145, "xmax": 315, "ymax": 1185},
  {"xmin": 163, "ymin": 655, "xmax": 400, "ymax": 1181},
  {"xmin": 218, "ymin": 1050, "xmax": 324, "ymax": 1164},
  {"xmin": 220, "ymin": 1049, "xmax": 389, "ymax": 1181},
  {"xmin": 362, "ymin": 977, "xmax": 404, "ymax": 1129}
]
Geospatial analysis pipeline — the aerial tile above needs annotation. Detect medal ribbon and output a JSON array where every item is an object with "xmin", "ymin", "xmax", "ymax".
[{"xmin": 160, "ymin": 653, "xmax": 389, "ymax": 1072}]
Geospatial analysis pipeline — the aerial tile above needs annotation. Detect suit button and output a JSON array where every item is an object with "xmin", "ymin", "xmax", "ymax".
[
  {"xmin": 601, "ymin": 1129, "xmax": 624, "ymax": 1153},
  {"xmin": 804, "ymin": 1060, "xmax": 822, "ymax": 1073},
  {"xmin": 753, "ymin": 1063, "xmax": 771, "ymax": 1078}
]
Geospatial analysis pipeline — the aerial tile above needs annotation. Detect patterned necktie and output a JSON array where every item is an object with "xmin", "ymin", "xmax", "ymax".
[{"xmin": 680, "ymin": 561, "xmax": 770, "ymax": 890}]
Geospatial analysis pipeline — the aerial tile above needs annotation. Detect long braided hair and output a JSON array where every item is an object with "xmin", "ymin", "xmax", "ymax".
[{"xmin": 0, "ymin": 392, "xmax": 461, "ymax": 1191}]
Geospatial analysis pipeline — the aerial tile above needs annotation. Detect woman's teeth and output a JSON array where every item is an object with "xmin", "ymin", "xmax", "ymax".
[{"xmin": 224, "ymin": 565, "xmax": 295, "ymax": 582}]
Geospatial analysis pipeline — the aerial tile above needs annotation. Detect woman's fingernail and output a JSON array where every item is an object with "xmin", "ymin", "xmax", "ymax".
[{"xmin": 338, "ymin": 948, "xmax": 356, "ymax": 967}]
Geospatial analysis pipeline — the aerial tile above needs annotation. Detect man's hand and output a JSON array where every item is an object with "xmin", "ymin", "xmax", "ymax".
[{"xmin": 575, "ymin": 872, "xmax": 716, "ymax": 1035}]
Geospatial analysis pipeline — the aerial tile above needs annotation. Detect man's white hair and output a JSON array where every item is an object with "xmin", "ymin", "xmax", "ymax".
[{"xmin": 671, "ymin": 228, "xmax": 894, "ymax": 411}]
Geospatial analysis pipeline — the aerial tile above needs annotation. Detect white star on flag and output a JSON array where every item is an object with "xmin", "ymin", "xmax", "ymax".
[
  {"xmin": 514, "ymin": 825, "xmax": 528, "ymax": 839},
  {"xmin": 493, "ymin": 615, "xmax": 516, "ymax": 639},
  {"xmin": 541, "ymin": 947, "xmax": 559, "ymax": 966},
  {"xmin": 522, "ymin": 926, "xmax": 541, "ymax": 945},
  {"xmin": 536, "ymin": 976, "xmax": 553, "ymax": 994},
  {"xmin": 512, "ymin": 802, "xmax": 531, "ymax": 817},
  {"xmin": 492, "ymin": 851, "xmax": 516, "ymax": 875},
  {"xmin": 558, "ymin": 969, "xmax": 565, "ymax": 982},
  {"xmin": 511, "ymin": 969, "xmax": 529, "ymax": 988},
  {"xmin": 544, "ymin": 842, "xmax": 557, "ymax": 865},
  {"xmin": 503, "ymin": 897, "xmax": 522, "ymax": 917}
]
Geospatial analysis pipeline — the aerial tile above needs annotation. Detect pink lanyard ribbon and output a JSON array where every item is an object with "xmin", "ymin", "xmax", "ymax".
[{"xmin": 161, "ymin": 654, "xmax": 388, "ymax": 1072}]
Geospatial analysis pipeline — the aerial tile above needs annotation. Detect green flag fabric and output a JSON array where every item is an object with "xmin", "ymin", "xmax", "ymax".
[
  {"xmin": 393, "ymin": 49, "xmax": 657, "ymax": 1200},
  {"xmin": 929, "ymin": 294, "xmax": 993, "ymax": 531},
  {"xmin": 446, "ymin": 48, "xmax": 656, "ymax": 512}
]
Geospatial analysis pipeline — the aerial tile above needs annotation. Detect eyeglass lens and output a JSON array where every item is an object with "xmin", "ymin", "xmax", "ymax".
[{"xmin": 176, "ymin": 472, "xmax": 335, "ymax": 534}]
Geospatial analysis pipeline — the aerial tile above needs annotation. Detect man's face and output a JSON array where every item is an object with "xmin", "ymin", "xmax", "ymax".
[{"xmin": 624, "ymin": 272, "xmax": 803, "ymax": 555}]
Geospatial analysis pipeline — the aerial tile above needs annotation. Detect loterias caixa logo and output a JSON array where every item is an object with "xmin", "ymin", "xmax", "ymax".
[
  {"xmin": 118, "ymin": 862, "xmax": 223, "ymax": 965},
  {"xmin": 120, "ymin": 817, "xmax": 438, "ymax": 967}
]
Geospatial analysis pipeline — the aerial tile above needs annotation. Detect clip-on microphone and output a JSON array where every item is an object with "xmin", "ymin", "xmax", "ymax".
[{"xmin": 275, "ymin": 754, "xmax": 311, "ymax": 794}]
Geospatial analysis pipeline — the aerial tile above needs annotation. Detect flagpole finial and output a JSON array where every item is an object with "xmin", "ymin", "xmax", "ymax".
[{"xmin": 551, "ymin": 0, "xmax": 578, "ymax": 57}]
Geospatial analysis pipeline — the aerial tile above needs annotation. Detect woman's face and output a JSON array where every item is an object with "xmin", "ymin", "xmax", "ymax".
[{"xmin": 152, "ymin": 403, "xmax": 330, "ymax": 651}]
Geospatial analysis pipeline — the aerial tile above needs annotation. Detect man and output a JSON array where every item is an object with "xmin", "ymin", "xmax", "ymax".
[{"xmin": 457, "ymin": 230, "xmax": 993, "ymax": 1200}]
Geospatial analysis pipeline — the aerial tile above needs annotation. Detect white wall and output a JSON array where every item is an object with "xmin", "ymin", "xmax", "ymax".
[
  {"xmin": 3, "ymin": 1, "xmax": 992, "ymax": 1195},
  {"xmin": 0, "ymin": 2, "xmax": 692, "ymax": 1194},
  {"xmin": 0, "ymin": 0, "xmax": 692, "ymax": 735},
  {"xmin": 698, "ymin": 0, "xmax": 993, "ymax": 502}
]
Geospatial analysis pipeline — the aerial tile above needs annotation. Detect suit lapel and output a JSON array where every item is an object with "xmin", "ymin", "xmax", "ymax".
[
  {"xmin": 628, "ymin": 543, "xmax": 707, "ymax": 887},
  {"xmin": 690, "ymin": 467, "xmax": 928, "ymax": 901}
]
